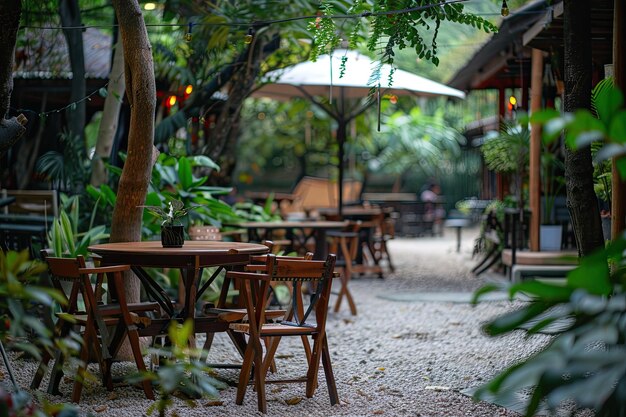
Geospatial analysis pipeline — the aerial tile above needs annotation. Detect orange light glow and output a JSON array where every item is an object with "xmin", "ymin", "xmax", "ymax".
[
  {"xmin": 185, "ymin": 85, "xmax": 193, "ymax": 95},
  {"xmin": 167, "ymin": 95, "xmax": 177, "ymax": 107}
]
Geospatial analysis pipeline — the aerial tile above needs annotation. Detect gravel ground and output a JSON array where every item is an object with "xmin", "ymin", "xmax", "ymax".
[{"xmin": 3, "ymin": 227, "xmax": 558, "ymax": 416}]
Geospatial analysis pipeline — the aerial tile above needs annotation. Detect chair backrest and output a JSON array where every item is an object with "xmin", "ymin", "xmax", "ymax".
[
  {"xmin": 40, "ymin": 251, "xmax": 99, "ymax": 318},
  {"xmin": 265, "ymin": 254, "xmax": 336, "ymax": 329}
]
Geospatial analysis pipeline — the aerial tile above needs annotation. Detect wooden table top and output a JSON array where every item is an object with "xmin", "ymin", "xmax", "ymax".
[
  {"xmin": 89, "ymin": 240, "xmax": 268, "ymax": 255},
  {"xmin": 89, "ymin": 241, "xmax": 269, "ymax": 269}
]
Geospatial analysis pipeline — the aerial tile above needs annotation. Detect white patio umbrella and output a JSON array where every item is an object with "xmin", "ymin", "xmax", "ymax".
[{"xmin": 253, "ymin": 49, "xmax": 465, "ymax": 215}]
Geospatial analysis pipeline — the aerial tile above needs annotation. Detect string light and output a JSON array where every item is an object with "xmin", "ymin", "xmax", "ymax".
[
  {"xmin": 501, "ymin": 0, "xmax": 509, "ymax": 17},
  {"xmin": 243, "ymin": 27, "xmax": 254, "ymax": 45},
  {"xmin": 19, "ymin": 0, "xmax": 470, "ymax": 32},
  {"xmin": 185, "ymin": 22, "xmax": 193, "ymax": 42}
]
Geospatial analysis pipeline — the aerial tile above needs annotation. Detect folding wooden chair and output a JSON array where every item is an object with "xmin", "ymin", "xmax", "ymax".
[
  {"xmin": 327, "ymin": 221, "xmax": 360, "ymax": 315},
  {"xmin": 201, "ymin": 243, "xmax": 311, "ymax": 368},
  {"xmin": 31, "ymin": 252, "xmax": 160, "ymax": 403},
  {"xmin": 228, "ymin": 254, "xmax": 338, "ymax": 413}
]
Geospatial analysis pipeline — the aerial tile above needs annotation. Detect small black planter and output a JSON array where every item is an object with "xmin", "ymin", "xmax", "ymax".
[{"xmin": 161, "ymin": 224, "xmax": 185, "ymax": 248}]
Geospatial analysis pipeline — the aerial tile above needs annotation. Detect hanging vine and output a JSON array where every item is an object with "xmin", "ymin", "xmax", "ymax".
[{"xmin": 310, "ymin": 0, "xmax": 498, "ymax": 85}]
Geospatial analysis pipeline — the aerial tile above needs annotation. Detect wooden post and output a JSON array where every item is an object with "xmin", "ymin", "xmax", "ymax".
[
  {"xmin": 612, "ymin": 0, "xmax": 626, "ymax": 239},
  {"xmin": 496, "ymin": 87, "xmax": 506, "ymax": 200},
  {"xmin": 529, "ymin": 49, "xmax": 543, "ymax": 251}
]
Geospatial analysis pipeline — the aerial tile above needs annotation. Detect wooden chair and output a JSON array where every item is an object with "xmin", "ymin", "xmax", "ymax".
[
  {"xmin": 31, "ymin": 252, "xmax": 160, "ymax": 403},
  {"xmin": 371, "ymin": 212, "xmax": 395, "ymax": 272},
  {"xmin": 228, "ymin": 254, "xmax": 338, "ymax": 413},
  {"xmin": 201, "ymin": 242, "xmax": 310, "ymax": 367},
  {"xmin": 327, "ymin": 221, "xmax": 360, "ymax": 315}
]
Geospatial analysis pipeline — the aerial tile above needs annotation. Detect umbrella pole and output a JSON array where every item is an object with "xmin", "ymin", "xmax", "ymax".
[{"xmin": 337, "ymin": 120, "xmax": 345, "ymax": 217}]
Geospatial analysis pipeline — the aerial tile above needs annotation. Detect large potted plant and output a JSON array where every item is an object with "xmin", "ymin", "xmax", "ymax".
[{"xmin": 539, "ymin": 147, "xmax": 565, "ymax": 251}]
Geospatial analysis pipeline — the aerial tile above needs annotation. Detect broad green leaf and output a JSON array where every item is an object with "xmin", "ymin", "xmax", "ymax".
[
  {"xmin": 608, "ymin": 110, "xmax": 626, "ymax": 143},
  {"xmin": 617, "ymin": 157, "xmax": 626, "ymax": 180},
  {"xmin": 483, "ymin": 302, "xmax": 553, "ymax": 336},
  {"xmin": 530, "ymin": 108, "xmax": 561, "ymax": 124},
  {"xmin": 189, "ymin": 155, "xmax": 220, "ymax": 171},
  {"xmin": 566, "ymin": 250, "xmax": 610, "ymax": 295},
  {"xmin": 60, "ymin": 211, "xmax": 76, "ymax": 255},
  {"xmin": 595, "ymin": 85, "xmax": 624, "ymax": 125},
  {"xmin": 178, "ymin": 157, "xmax": 193, "ymax": 190},
  {"xmin": 508, "ymin": 280, "xmax": 573, "ymax": 302}
]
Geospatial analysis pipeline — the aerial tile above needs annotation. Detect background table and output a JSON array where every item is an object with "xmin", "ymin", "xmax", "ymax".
[{"xmin": 228, "ymin": 221, "xmax": 347, "ymax": 259}]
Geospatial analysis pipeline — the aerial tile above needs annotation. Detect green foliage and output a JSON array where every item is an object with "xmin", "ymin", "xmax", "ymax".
[
  {"xmin": 144, "ymin": 154, "xmax": 241, "ymax": 234},
  {"xmin": 233, "ymin": 194, "xmax": 282, "ymax": 222},
  {"xmin": 141, "ymin": 199, "xmax": 203, "ymax": 227},
  {"xmin": 475, "ymin": 86, "xmax": 626, "ymax": 416},
  {"xmin": 127, "ymin": 320, "xmax": 225, "ymax": 417},
  {"xmin": 311, "ymin": 0, "xmax": 498, "ymax": 74},
  {"xmin": 481, "ymin": 120, "xmax": 529, "ymax": 174},
  {"xmin": 47, "ymin": 194, "xmax": 108, "ymax": 257},
  {"xmin": 36, "ymin": 131, "xmax": 89, "ymax": 192},
  {"xmin": 367, "ymin": 107, "xmax": 462, "ymax": 177}
]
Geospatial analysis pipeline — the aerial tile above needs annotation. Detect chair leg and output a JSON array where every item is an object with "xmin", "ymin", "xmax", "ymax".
[
  {"xmin": 200, "ymin": 332, "xmax": 215, "ymax": 362},
  {"xmin": 321, "ymin": 335, "xmax": 339, "ymax": 405},
  {"xmin": 31, "ymin": 348, "xmax": 53, "ymax": 390},
  {"xmin": 305, "ymin": 334, "xmax": 324, "ymax": 398},
  {"xmin": 127, "ymin": 327, "xmax": 154, "ymax": 400},
  {"xmin": 235, "ymin": 342, "xmax": 255, "ymax": 405},
  {"xmin": 261, "ymin": 336, "xmax": 281, "ymax": 377},
  {"xmin": 252, "ymin": 336, "xmax": 267, "ymax": 413},
  {"xmin": 71, "ymin": 325, "xmax": 93, "ymax": 403}
]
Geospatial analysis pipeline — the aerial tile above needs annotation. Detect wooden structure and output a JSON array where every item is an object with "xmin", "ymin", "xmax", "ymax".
[{"xmin": 449, "ymin": 0, "xmax": 617, "ymax": 252}]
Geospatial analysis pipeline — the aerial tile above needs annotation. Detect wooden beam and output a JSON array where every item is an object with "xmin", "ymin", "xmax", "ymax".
[
  {"xmin": 612, "ymin": 0, "xmax": 625, "ymax": 239},
  {"xmin": 529, "ymin": 49, "xmax": 543, "ymax": 251}
]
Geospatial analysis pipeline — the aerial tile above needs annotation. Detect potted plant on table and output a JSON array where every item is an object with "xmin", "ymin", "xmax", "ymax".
[{"xmin": 140, "ymin": 199, "xmax": 202, "ymax": 248}]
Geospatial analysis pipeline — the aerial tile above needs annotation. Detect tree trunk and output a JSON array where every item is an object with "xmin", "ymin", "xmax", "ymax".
[
  {"xmin": 90, "ymin": 40, "xmax": 126, "ymax": 187},
  {"xmin": 0, "ymin": 0, "xmax": 27, "ymax": 159},
  {"xmin": 59, "ymin": 0, "xmax": 86, "ymax": 169},
  {"xmin": 563, "ymin": 0, "xmax": 605, "ymax": 256},
  {"xmin": 111, "ymin": 0, "xmax": 156, "ymax": 304}
]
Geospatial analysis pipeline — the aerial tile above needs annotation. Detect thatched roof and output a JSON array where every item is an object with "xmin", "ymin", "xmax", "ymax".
[{"xmin": 13, "ymin": 27, "xmax": 112, "ymax": 80}]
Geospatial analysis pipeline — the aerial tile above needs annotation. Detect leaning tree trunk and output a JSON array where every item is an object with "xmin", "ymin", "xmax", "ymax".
[
  {"xmin": 59, "ymin": 0, "xmax": 86, "ymax": 173},
  {"xmin": 111, "ymin": 0, "xmax": 156, "ymax": 305},
  {"xmin": 0, "ymin": 0, "xmax": 28, "ymax": 159},
  {"xmin": 90, "ymin": 39, "xmax": 126, "ymax": 187},
  {"xmin": 563, "ymin": 0, "xmax": 605, "ymax": 256}
]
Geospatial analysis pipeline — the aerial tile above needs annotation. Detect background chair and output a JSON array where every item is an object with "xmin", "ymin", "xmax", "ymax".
[
  {"xmin": 227, "ymin": 254, "xmax": 338, "ymax": 413},
  {"xmin": 327, "ymin": 221, "xmax": 360, "ymax": 315}
]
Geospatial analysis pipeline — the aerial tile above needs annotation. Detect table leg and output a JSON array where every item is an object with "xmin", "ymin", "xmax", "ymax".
[{"xmin": 456, "ymin": 227, "xmax": 462, "ymax": 253}]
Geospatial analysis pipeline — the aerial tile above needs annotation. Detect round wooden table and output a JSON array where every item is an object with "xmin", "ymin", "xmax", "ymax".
[{"xmin": 88, "ymin": 240, "xmax": 269, "ymax": 323}]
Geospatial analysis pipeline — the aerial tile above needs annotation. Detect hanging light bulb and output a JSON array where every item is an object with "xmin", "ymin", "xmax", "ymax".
[
  {"xmin": 244, "ymin": 27, "xmax": 255, "ymax": 45},
  {"xmin": 185, "ymin": 22, "xmax": 193, "ymax": 42},
  {"xmin": 501, "ymin": 0, "xmax": 509, "ymax": 17}
]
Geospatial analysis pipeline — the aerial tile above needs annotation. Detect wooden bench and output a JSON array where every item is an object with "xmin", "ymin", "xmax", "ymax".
[
  {"xmin": 1, "ymin": 189, "xmax": 58, "ymax": 217},
  {"xmin": 502, "ymin": 249, "xmax": 578, "ymax": 282}
]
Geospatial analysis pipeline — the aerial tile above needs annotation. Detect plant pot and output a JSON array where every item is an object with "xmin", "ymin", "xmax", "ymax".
[
  {"xmin": 540, "ymin": 224, "xmax": 563, "ymax": 251},
  {"xmin": 161, "ymin": 224, "xmax": 185, "ymax": 248}
]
